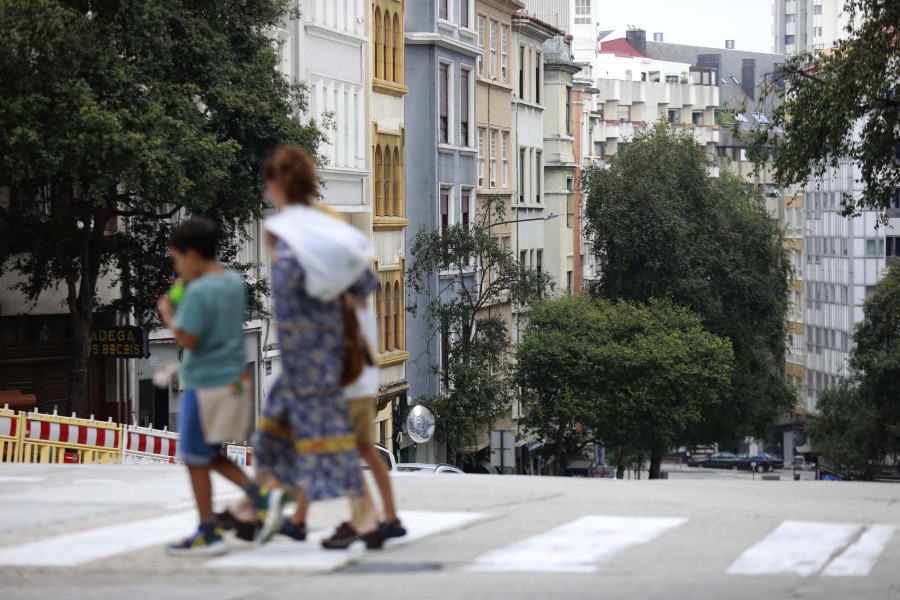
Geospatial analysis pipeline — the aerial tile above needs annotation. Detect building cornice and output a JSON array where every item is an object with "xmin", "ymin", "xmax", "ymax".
[
  {"xmin": 304, "ymin": 23, "xmax": 368, "ymax": 47},
  {"xmin": 405, "ymin": 32, "xmax": 483, "ymax": 58}
]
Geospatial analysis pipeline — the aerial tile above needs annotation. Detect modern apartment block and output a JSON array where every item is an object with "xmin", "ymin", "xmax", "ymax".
[
  {"xmin": 403, "ymin": 0, "xmax": 480, "ymax": 461},
  {"xmin": 371, "ymin": 0, "xmax": 410, "ymax": 453},
  {"xmin": 772, "ymin": 0, "xmax": 850, "ymax": 55},
  {"xmin": 590, "ymin": 32, "xmax": 721, "ymax": 161}
]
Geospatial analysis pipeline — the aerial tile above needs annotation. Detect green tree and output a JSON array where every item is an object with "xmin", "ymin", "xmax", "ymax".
[
  {"xmin": 406, "ymin": 195, "xmax": 552, "ymax": 464},
  {"xmin": 515, "ymin": 295, "xmax": 734, "ymax": 479},
  {"xmin": 582, "ymin": 121, "xmax": 794, "ymax": 443},
  {"xmin": 740, "ymin": 1, "xmax": 900, "ymax": 216},
  {"xmin": 811, "ymin": 262, "xmax": 900, "ymax": 478},
  {"xmin": 0, "ymin": 1, "xmax": 324, "ymax": 415}
]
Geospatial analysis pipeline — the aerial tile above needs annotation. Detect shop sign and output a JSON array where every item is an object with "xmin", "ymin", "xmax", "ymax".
[{"xmin": 91, "ymin": 327, "xmax": 146, "ymax": 359}]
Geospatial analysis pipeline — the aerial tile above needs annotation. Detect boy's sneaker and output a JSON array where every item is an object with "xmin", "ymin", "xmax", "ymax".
[
  {"xmin": 279, "ymin": 520, "xmax": 307, "ymax": 541},
  {"xmin": 165, "ymin": 528, "xmax": 228, "ymax": 557},
  {"xmin": 216, "ymin": 508, "xmax": 258, "ymax": 542},
  {"xmin": 255, "ymin": 487, "xmax": 288, "ymax": 544}
]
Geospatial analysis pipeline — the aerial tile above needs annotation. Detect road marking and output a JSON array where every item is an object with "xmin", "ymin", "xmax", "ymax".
[
  {"xmin": 727, "ymin": 521, "xmax": 862, "ymax": 576},
  {"xmin": 0, "ymin": 476, "xmax": 44, "ymax": 483},
  {"xmin": 208, "ymin": 510, "xmax": 486, "ymax": 570},
  {"xmin": 823, "ymin": 524, "xmax": 898, "ymax": 577},
  {"xmin": 0, "ymin": 511, "xmax": 196, "ymax": 567},
  {"xmin": 465, "ymin": 515, "xmax": 687, "ymax": 573},
  {"xmin": 72, "ymin": 479, "xmax": 122, "ymax": 485}
]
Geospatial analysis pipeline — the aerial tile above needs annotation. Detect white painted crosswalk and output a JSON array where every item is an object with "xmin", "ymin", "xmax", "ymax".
[
  {"xmin": 0, "ymin": 511, "xmax": 197, "ymax": 567},
  {"xmin": 727, "ymin": 521, "xmax": 898, "ymax": 577},
  {"xmin": 0, "ymin": 511, "xmax": 894, "ymax": 577},
  {"xmin": 208, "ymin": 510, "xmax": 486, "ymax": 570},
  {"xmin": 465, "ymin": 516, "xmax": 687, "ymax": 573}
]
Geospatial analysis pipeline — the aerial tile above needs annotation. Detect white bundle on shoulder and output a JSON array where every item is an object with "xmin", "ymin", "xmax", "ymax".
[{"xmin": 264, "ymin": 204, "xmax": 373, "ymax": 302}]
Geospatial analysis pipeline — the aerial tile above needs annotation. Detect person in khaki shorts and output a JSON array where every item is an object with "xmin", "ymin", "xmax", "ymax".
[{"xmin": 282, "ymin": 300, "xmax": 406, "ymax": 549}]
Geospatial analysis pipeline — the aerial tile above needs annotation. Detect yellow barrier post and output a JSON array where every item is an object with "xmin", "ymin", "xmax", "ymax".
[{"xmin": 20, "ymin": 410, "xmax": 123, "ymax": 465}]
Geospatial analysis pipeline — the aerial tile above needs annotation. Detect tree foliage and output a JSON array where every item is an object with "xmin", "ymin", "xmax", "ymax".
[
  {"xmin": 811, "ymin": 262, "xmax": 900, "ymax": 478},
  {"xmin": 582, "ymin": 121, "xmax": 794, "ymax": 441},
  {"xmin": 739, "ymin": 0, "xmax": 900, "ymax": 217},
  {"xmin": 0, "ymin": 1, "xmax": 324, "ymax": 415},
  {"xmin": 515, "ymin": 295, "xmax": 734, "ymax": 478},
  {"xmin": 406, "ymin": 195, "xmax": 553, "ymax": 463}
]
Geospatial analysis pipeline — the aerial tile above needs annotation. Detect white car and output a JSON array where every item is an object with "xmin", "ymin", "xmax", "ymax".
[
  {"xmin": 395, "ymin": 462, "xmax": 464, "ymax": 474},
  {"xmin": 360, "ymin": 443, "xmax": 397, "ymax": 472}
]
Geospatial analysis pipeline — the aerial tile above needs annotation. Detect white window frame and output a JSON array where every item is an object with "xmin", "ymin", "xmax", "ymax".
[
  {"xmin": 460, "ymin": 65, "xmax": 475, "ymax": 148},
  {"xmin": 438, "ymin": 58, "xmax": 455, "ymax": 146},
  {"xmin": 439, "ymin": 183, "xmax": 455, "ymax": 229},
  {"xmin": 477, "ymin": 128, "xmax": 486, "ymax": 188},
  {"xmin": 477, "ymin": 16, "xmax": 485, "ymax": 76},
  {"xmin": 501, "ymin": 131, "xmax": 508, "ymax": 188},
  {"xmin": 489, "ymin": 20, "xmax": 497, "ymax": 80},
  {"xmin": 575, "ymin": 0, "xmax": 591, "ymax": 25},
  {"xmin": 489, "ymin": 129, "xmax": 497, "ymax": 189},
  {"xmin": 500, "ymin": 25, "xmax": 508, "ymax": 83}
]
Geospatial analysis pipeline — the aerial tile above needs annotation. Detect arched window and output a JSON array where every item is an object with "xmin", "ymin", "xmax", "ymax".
[
  {"xmin": 375, "ymin": 285, "xmax": 384, "ymax": 353},
  {"xmin": 374, "ymin": 145, "xmax": 384, "ymax": 217},
  {"xmin": 384, "ymin": 147, "xmax": 393, "ymax": 218},
  {"xmin": 393, "ymin": 281, "xmax": 402, "ymax": 350},
  {"xmin": 393, "ymin": 146, "xmax": 403, "ymax": 217},
  {"xmin": 374, "ymin": 8, "xmax": 383, "ymax": 80},
  {"xmin": 383, "ymin": 283, "xmax": 393, "ymax": 352},
  {"xmin": 384, "ymin": 12, "xmax": 394, "ymax": 83},
  {"xmin": 393, "ymin": 14, "xmax": 403, "ymax": 84}
]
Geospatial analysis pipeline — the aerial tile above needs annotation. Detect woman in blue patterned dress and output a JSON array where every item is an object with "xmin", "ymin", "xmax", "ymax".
[{"xmin": 252, "ymin": 145, "xmax": 377, "ymax": 542}]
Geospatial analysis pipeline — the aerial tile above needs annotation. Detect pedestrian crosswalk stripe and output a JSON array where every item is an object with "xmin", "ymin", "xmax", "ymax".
[
  {"xmin": 0, "ymin": 511, "xmax": 197, "ymax": 567},
  {"xmin": 207, "ymin": 510, "xmax": 486, "ymax": 570},
  {"xmin": 822, "ymin": 524, "xmax": 898, "ymax": 577},
  {"xmin": 465, "ymin": 515, "xmax": 687, "ymax": 573},
  {"xmin": 727, "ymin": 521, "xmax": 866, "ymax": 576}
]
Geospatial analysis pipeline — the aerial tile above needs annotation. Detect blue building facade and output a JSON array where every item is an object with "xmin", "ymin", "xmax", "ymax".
[{"xmin": 404, "ymin": 2, "xmax": 480, "ymax": 413}]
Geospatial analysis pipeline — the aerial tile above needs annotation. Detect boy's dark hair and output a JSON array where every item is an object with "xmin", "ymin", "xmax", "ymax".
[{"xmin": 168, "ymin": 218, "xmax": 218, "ymax": 260}]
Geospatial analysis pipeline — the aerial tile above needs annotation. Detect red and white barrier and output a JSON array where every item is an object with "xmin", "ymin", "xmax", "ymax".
[
  {"xmin": 19, "ymin": 409, "xmax": 123, "ymax": 465},
  {"xmin": 123, "ymin": 425, "xmax": 180, "ymax": 465},
  {"xmin": 26, "ymin": 420, "xmax": 120, "ymax": 450},
  {"xmin": 0, "ymin": 405, "xmax": 23, "ymax": 463}
]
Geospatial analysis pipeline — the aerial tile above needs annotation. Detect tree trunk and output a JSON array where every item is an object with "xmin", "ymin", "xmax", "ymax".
[
  {"xmin": 66, "ymin": 224, "xmax": 103, "ymax": 418},
  {"xmin": 649, "ymin": 453, "xmax": 662, "ymax": 479},
  {"xmin": 616, "ymin": 445, "xmax": 626, "ymax": 479},
  {"xmin": 68, "ymin": 308, "xmax": 92, "ymax": 418},
  {"xmin": 555, "ymin": 425, "xmax": 565, "ymax": 476}
]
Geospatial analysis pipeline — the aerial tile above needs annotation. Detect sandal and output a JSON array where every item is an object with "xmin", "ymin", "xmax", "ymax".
[
  {"xmin": 362, "ymin": 519, "xmax": 406, "ymax": 550},
  {"xmin": 216, "ymin": 509, "xmax": 258, "ymax": 542},
  {"xmin": 380, "ymin": 519, "xmax": 407, "ymax": 540},
  {"xmin": 321, "ymin": 522, "xmax": 360, "ymax": 550}
]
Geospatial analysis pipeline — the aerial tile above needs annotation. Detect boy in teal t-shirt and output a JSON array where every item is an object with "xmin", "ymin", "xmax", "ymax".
[{"xmin": 158, "ymin": 218, "xmax": 284, "ymax": 557}]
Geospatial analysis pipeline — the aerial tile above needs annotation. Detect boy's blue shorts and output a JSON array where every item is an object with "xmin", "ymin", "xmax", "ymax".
[{"xmin": 177, "ymin": 389, "xmax": 224, "ymax": 466}]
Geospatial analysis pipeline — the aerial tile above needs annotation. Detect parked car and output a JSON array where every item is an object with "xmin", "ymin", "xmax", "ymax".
[
  {"xmin": 687, "ymin": 452, "xmax": 741, "ymax": 470},
  {"xmin": 738, "ymin": 453, "xmax": 781, "ymax": 472},
  {"xmin": 360, "ymin": 444, "xmax": 396, "ymax": 472},
  {"xmin": 395, "ymin": 462, "xmax": 464, "ymax": 474}
]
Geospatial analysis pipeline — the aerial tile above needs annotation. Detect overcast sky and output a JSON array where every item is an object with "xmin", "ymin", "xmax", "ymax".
[{"xmin": 598, "ymin": 0, "xmax": 775, "ymax": 54}]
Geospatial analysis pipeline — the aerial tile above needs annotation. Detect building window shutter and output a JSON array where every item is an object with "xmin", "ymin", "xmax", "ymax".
[
  {"xmin": 460, "ymin": 0, "xmax": 469, "ymax": 28},
  {"xmin": 439, "ymin": 0, "xmax": 448, "ymax": 20},
  {"xmin": 461, "ymin": 191, "xmax": 470, "ymax": 231},
  {"xmin": 460, "ymin": 70, "xmax": 469, "ymax": 144},
  {"xmin": 439, "ymin": 63, "xmax": 449, "ymax": 143}
]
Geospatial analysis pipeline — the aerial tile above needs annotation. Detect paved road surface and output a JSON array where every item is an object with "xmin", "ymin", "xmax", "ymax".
[{"xmin": 0, "ymin": 463, "xmax": 897, "ymax": 600}]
